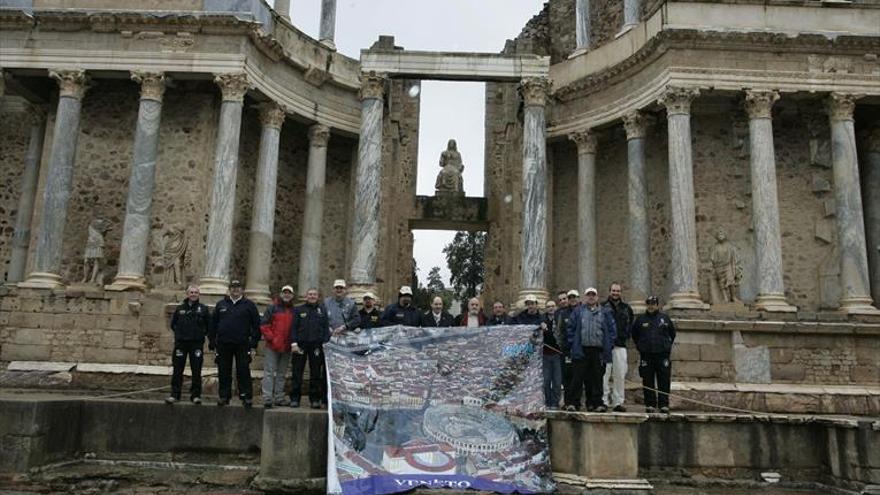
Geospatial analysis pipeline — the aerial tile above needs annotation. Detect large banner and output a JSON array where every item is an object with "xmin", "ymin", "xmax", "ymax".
[{"xmin": 325, "ymin": 324, "xmax": 554, "ymax": 495}]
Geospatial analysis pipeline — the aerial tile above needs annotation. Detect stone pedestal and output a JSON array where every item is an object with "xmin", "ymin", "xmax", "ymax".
[
  {"xmin": 7, "ymin": 105, "xmax": 47, "ymax": 284},
  {"xmin": 297, "ymin": 124, "xmax": 330, "ymax": 297},
  {"xmin": 20, "ymin": 70, "xmax": 90, "ymax": 290},
  {"xmin": 244, "ymin": 103, "xmax": 285, "ymax": 304},
  {"xmin": 518, "ymin": 77, "xmax": 551, "ymax": 307},
  {"xmin": 319, "ymin": 0, "xmax": 337, "ymax": 49},
  {"xmin": 659, "ymin": 87, "xmax": 708, "ymax": 310},
  {"xmin": 743, "ymin": 90, "xmax": 797, "ymax": 313},
  {"xmin": 107, "ymin": 72, "xmax": 166, "ymax": 292},
  {"xmin": 826, "ymin": 93, "xmax": 878, "ymax": 315},
  {"xmin": 623, "ymin": 111, "xmax": 653, "ymax": 313},
  {"xmin": 569, "ymin": 129, "xmax": 597, "ymax": 292},
  {"xmin": 860, "ymin": 128, "xmax": 880, "ymax": 308},
  {"xmin": 199, "ymin": 73, "xmax": 250, "ymax": 295}
]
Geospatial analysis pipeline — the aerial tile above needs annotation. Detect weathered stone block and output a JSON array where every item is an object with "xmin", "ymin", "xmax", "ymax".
[
  {"xmin": 850, "ymin": 366, "xmax": 879, "ymax": 384},
  {"xmin": 675, "ymin": 361, "xmax": 722, "ymax": 379},
  {"xmin": 12, "ymin": 328, "xmax": 48, "ymax": 346},
  {"xmin": 1, "ymin": 343, "xmax": 52, "ymax": 361},
  {"xmin": 734, "ymin": 344, "xmax": 771, "ymax": 383},
  {"xmin": 72, "ymin": 314, "xmax": 97, "ymax": 330},
  {"xmin": 83, "ymin": 347, "xmax": 139, "ymax": 364},
  {"xmin": 771, "ymin": 363, "xmax": 806, "ymax": 382},
  {"xmin": 770, "ymin": 347, "xmax": 794, "ymax": 364},
  {"xmin": 700, "ymin": 344, "xmax": 731, "ymax": 362},
  {"xmin": 102, "ymin": 331, "xmax": 125, "ymax": 349},
  {"xmin": 672, "ymin": 343, "xmax": 701, "ymax": 361}
]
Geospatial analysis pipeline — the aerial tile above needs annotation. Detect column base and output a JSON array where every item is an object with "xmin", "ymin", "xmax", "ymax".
[
  {"xmin": 754, "ymin": 293, "xmax": 797, "ymax": 313},
  {"xmin": 346, "ymin": 283, "xmax": 377, "ymax": 307},
  {"xmin": 839, "ymin": 296, "xmax": 880, "ymax": 315},
  {"xmin": 105, "ymin": 274, "xmax": 147, "ymax": 292},
  {"xmin": 615, "ymin": 23, "xmax": 636, "ymax": 39},
  {"xmin": 567, "ymin": 47, "xmax": 588, "ymax": 59},
  {"xmin": 319, "ymin": 38, "xmax": 337, "ymax": 51},
  {"xmin": 18, "ymin": 271, "xmax": 64, "ymax": 290},
  {"xmin": 516, "ymin": 288, "xmax": 550, "ymax": 310},
  {"xmin": 665, "ymin": 291, "xmax": 709, "ymax": 311},
  {"xmin": 244, "ymin": 286, "xmax": 272, "ymax": 305},
  {"xmin": 199, "ymin": 277, "xmax": 229, "ymax": 296}
]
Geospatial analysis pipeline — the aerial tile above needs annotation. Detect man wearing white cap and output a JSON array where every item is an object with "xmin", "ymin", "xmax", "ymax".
[
  {"xmin": 565, "ymin": 286, "xmax": 617, "ymax": 412},
  {"xmin": 260, "ymin": 285, "xmax": 296, "ymax": 408},
  {"xmin": 380, "ymin": 286, "xmax": 421, "ymax": 326},
  {"xmin": 325, "ymin": 279, "xmax": 359, "ymax": 336},
  {"xmin": 358, "ymin": 292, "xmax": 381, "ymax": 329}
]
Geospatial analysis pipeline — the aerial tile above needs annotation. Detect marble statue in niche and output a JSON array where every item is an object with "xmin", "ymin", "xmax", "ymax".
[
  {"xmin": 160, "ymin": 226, "xmax": 188, "ymax": 286},
  {"xmin": 709, "ymin": 228, "xmax": 743, "ymax": 304},
  {"xmin": 435, "ymin": 139, "xmax": 465, "ymax": 196},
  {"xmin": 81, "ymin": 218, "xmax": 111, "ymax": 285}
]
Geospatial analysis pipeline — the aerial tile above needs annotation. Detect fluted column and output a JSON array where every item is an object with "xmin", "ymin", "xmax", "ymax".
[
  {"xmin": 518, "ymin": 77, "xmax": 551, "ymax": 306},
  {"xmin": 348, "ymin": 72, "xmax": 385, "ymax": 300},
  {"xmin": 743, "ymin": 90, "xmax": 797, "ymax": 313},
  {"xmin": 20, "ymin": 70, "xmax": 90, "ymax": 289},
  {"xmin": 199, "ymin": 73, "xmax": 250, "ymax": 295},
  {"xmin": 574, "ymin": 0, "xmax": 590, "ymax": 54},
  {"xmin": 7, "ymin": 105, "xmax": 47, "ymax": 284},
  {"xmin": 861, "ymin": 128, "xmax": 880, "ymax": 307},
  {"xmin": 244, "ymin": 102, "xmax": 285, "ymax": 304},
  {"xmin": 623, "ymin": 111, "xmax": 653, "ymax": 312},
  {"xmin": 274, "ymin": 0, "xmax": 290, "ymax": 20},
  {"xmin": 569, "ymin": 129, "xmax": 597, "ymax": 292},
  {"xmin": 826, "ymin": 93, "xmax": 878, "ymax": 314},
  {"xmin": 298, "ymin": 124, "xmax": 330, "ymax": 296},
  {"xmin": 106, "ymin": 72, "xmax": 166, "ymax": 291},
  {"xmin": 319, "ymin": 0, "xmax": 337, "ymax": 49},
  {"xmin": 658, "ymin": 86, "xmax": 708, "ymax": 310}
]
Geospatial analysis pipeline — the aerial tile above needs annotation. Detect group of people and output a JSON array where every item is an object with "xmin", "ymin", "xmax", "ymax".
[{"xmin": 166, "ymin": 279, "xmax": 677, "ymax": 413}]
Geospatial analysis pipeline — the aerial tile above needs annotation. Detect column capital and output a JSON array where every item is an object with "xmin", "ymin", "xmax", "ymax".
[
  {"xmin": 214, "ymin": 72, "xmax": 250, "ymax": 102},
  {"xmin": 658, "ymin": 86, "xmax": 699, "ymax": 116},
  {"xmin": 622, "ymin": 110, "xmax": 654, "ymax": 140},
  {"xmin": 257, "ymin": 102, "xmax": 286, "ymax": 129},
  {"xmin": 359, "ymin": 71, "xmax": 387, "ymax": 101},
  {"xmin": 49, "ymin": 69, "xmax": 90, "ymax": 100},
  {"xmin": 308, "ymin": 123, "xmax": 331, "ymax": 147},
  {"xmin": 520, "ymin": 77, "xmax": 552, "ymax": 107},
  {"xmin": 131, "ymin": 71, "xmax": 166, "ymax": 102},
  {"xmin": 568, "ymin": 128, "xmax": 597, "ymax": 154},
  {"xmin": 825, "ymin": 92, "xmax": 862, "ymax": 122},
  {"xmin": 743, "ymin": 89, "xmax": 779, "ymax": 120}
]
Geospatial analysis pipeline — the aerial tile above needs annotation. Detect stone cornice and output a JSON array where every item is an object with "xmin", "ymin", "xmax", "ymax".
[
  {"xmin": 825, "ymin": 92, "xmax": 861, "ymax": 122},
  {"xmin": 743, "ymin": 90, "xmax": 779, "ymax": 120},
  {"xmin": 521, "ymin": 77, "xmax": 552, "ymax": 107},
  {"xmin": 308, "ymin": 124, "xmax": 331, "ymax": 147},
  {"xmin": 568, "ymin": 129, "xmax": 597, "ymax": 154},
  {"xmin": 130, "ymin": 71, "xmax": 165, "ymax": 102},
  {"xmin": 49, "ymin": 69, "xmax": 90, "ymax": 100},
  {"xmin": 257, "ymin": 102, "xmax": 286, "ymax": 129}
]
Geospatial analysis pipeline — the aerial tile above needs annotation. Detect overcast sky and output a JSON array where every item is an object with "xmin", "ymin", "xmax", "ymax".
[{"xmin": 277, "ymin": 0, "xmax": 543, "ymax": 285}]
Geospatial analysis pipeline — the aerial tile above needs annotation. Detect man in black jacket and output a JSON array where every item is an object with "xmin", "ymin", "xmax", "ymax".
[
  {"xmin": 380, "ymin": 286, "xmax": 421, "ymax": 327},
  {"xmin": 602, "ymin": 283, "xmax": 635, "ymax": 412},
  {"xmin": 486, "ymin": 301, "xmax": 512, "ymax": 326},
  {"xmin": 631, "ymin": 296, "xmax": 676, "ymax": 413},
  {"xmin": 357, "ymin": 292, "xmax": 381, "ymax": 330},
  {"xmin": 209, "ymin": 280, "xmax": 261, "ymax": 408},
  {"xmin": 420, "ymin": 296, "xmax": 455, "ymax": 327},
  {"xmin": 289, "ymin": 287, "xmax": 331, "ymax": 408},
  {"xmin": 166, "ymin": 285, "xmax": 210, "ymax": 405}
]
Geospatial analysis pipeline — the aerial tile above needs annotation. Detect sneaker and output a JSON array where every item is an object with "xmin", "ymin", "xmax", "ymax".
[
  {"xmin": 310, "ymin": 400, "xmax": 321, "ymax": 409},
  {"xmin": 289, "ymin": 399, "xmax": 300, "ymax": 408},
  {"xmin": 274, "ymin": 399, "xmax": 288, "ymax": 407},
  {"xmin": 164, "ymin": 396, "xmax": 178, "ymax": 405},
  {"xmin": 660, "ymin": 406, "xmax": 670, "ymax": 414},
  {"xmin": 613, "ymin": 405, "xmax": 626, "ymax": 412},
  {"xmin": 645, "ymin": 406, "xmax": 656, "ymax": 413},
  {"xmin": 595, "ymin": 405, "xmax": 608, "ymax": 413},
  {"xmin": 217, "ymin": 399, "xmax": 229, "ymax": 407},
  {"xmin": 191, "ymin": 397, "xmax": 202, "ymax": 405},
  {"xmin": 243, "ymin": 399, "xmax": 253, "ymax": 409},
  {"xmin": 563, "ymin": 405, "xmax": 576, "ymax": 412}
]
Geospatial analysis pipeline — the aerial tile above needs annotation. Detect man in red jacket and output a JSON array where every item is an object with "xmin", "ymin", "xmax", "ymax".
[{"xmin": 260, "ymin": 285, "xmax": 295, "ymax": 408}]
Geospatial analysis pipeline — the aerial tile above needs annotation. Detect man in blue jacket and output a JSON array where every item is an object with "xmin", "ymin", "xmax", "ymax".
[
  {"xmin": 565, "ymin": 287, "xmax": 616, "ymax": 412},
  {"xmin": 209, "ymin": 280, "xmax": 261, "ymax": 408},
  {"xmin": 380, "ymin": 286, "xmax": 421, "ymax": 327},
  {"xmin": 289, "ymin": 287, "xmax": 331, "ymax": 408},
  {"xmin": 631, "ymin": 296, "xmax": 676, "ymax": 413}
]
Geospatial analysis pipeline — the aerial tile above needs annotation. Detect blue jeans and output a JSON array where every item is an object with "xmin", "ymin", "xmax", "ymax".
[{"xmin": 543, "ymin": 353, "xmax": 563, "ymax": 409}]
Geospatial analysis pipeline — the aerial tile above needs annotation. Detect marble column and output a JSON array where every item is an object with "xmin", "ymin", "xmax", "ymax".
[
  {"xmin": 826, "ymin": 93, "xmax": 878, "ymax": 314},
  {"xmin": 860, "ymin": 128, "xmax": 880, "ymax": 308},
  {"xmin": 518, "ymin": 77, "xmax": 552, "ymax": 306},
  {"xmin": 199, "ymin": 73, "xmax": 250, "ymax": 295},
  {"xmin": 244, "ymin": 102, "xmax": 286, "ymax": 304},
  {"xmin": 743, "ymin": 90, "xmax": 797, "ymax": 313},
  {"xmin": 7, "ymin": 105, "xmax": 47, "ymax": 284},
  {"xmin": 568, "ymin": 129, "xmax": 597, "ymax": 292},
  {"xmin": 622, "ymin": 0, "xmax": 640, "ymax": 30},
  {"xmin": 274, "ymin": 0, "xmax": 290, "ymax": 20},
  {"xmin": 574, "ymin": 0, "xmax": 590, "ymax": 54},
  {"xmin": 297, "ymin": 124, "xmax": 331, "ymax": 296},
  {"xmin": 319, "ymin": 0, "xmax": 337, "ymax": 49},
  {"xmin": 623, "ymin": 110, "xmax": 653, "ymax": 312},
  {"xmin": 348, "ymin": 72, "xmax": 385, "ymax": 300},
  {"xmin": 658, "ymin": 86, "xmax": 708, "ymax": 310},
  {"xmin": 106, "ymin": 72, "xmax": 166, "ymax": 291},
  {"xmin": 20, "ymin": 70, "xmax": 90, "ymax": 289}
]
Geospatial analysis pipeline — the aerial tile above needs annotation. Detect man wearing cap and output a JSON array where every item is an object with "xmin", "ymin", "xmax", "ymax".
[
  {"xmin": 602, "ymin": 282, "xmax": 635, "ymax": 412},
  {"xmin": 458, "ymin": 298, "xmax": 486, "ymax": 327},
  {"xmin": 486, "ymin": 301, "xmax": 512, "ymax": 326},
  {"xmin": 358, "ymin": 292, "xmax": 381, "ymax": 330},
  {"xmin": 166, "ymin": 284, "xmax": 210, "ymax": 405},
  {"xmin": 631, "ymin": 296, "xmax": 676, "ymax": 413},
  {"xmin": 325, "ymin": 279, "xmax": 359, "ymax": 336},
  {"xmin": 259, "ymin": 285, "xmax": 296, "ymax": 408},
  {"xmin": 556, "ymin": 289, "xmax": 580, "ymax": 406},
  {"xmin": 290, "ymin": 287, "xmax": 331, "ymax": 408},
  {"xmin": 209, "ymin": 280, "xmax": 261, "ymax": 408},
  {"xmin": 380, "ymin": 286, "xmax": 421, "ymax": 327},
  {"xmin": 565, "ymin": 287, "xmax": 616, "ymax": 412},
  {"xmin": 515, "ymin": 295, "xmax": 545, "ymax": 326},
  {"xmin": 421, "ymin": 296, "xmax": 455, "ymax": 327}
]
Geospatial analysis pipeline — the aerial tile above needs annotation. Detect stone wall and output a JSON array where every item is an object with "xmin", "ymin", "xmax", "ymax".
[{"xmin": 0, "ymin": 102, "xmax": 33, "ymax": 282}]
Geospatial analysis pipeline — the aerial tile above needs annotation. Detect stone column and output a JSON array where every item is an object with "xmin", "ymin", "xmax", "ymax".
[
  {"xmin": 243, "ymin": 102, "xmax": 286, "ymax": 304},
  {"xmin": 622, "ymin": 0, "xmax": 640, "ymax": 30},
  {"xmin": 319, "ymin": 0, "xmax": 337, "ymax": 49},
  {"xmin": 860, "ymin": 128, "xmax": 880, "ymax": 308},
  {"xmin": 574, "ymin": 0, "xmax": 590, "ymax": 54},
  {"xmin": 274, "ymin": 0, "xmax": 290, "ymax": 20},
  {"xmin": 298, "ymin": 124, "xmax": 331, "ymax": 296},
  {"xmin": 7, "ymin": 105, "xmax": 47, "ymax": 284},
  {"xmin": 568, "ymin": 129, "xmax": 597, "ymax": 292},
  {"xmin": 743, "ymin": 90, "xmax": 797, "ymax": 312},
  {"xmin": 348, "ymin": 72, "xmax": 385, "ymax": 300},
  {"xmin": 199, "ymin": 73, "xmax": 250, "ymax": 295},
  {"xmin": 20, "ymin": 70, "xmax": 89, "ymax": 289},
  {"xmin": 518, "ymin": 77, "xmax": 552, "ymax": 306},
  {"xmin": 106, "ymin": 72, "xmax": 166, "ymax": 291},
  {"xmin": 826, "ymin": 93, "xmax": 878, "ymax": 314},
  {"xmin": 623, "ymin": 111, "xmax": 653, "ymax": 312},
  {"xmin": 658, "ymin": 86, "xmax": 708, "ymax": 310}
]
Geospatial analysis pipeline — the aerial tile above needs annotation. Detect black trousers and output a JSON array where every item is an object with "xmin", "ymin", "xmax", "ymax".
[
  {"xmin": 567, "ymin": 347, "xmax": 605, "ymax": 410},
  {"xmin": 639, "ymin": 352, "xmax": 672, "ymax": 408},
  {"xmin": 170, "ymin": 341, "xmax": 203, "ymax": 399},
  {"xmin": 291, "ymin": 342, "xmax": 325, "ymax": 403},
  {"xmin": 562, "ymin": 357, "xmax": 576, "ymax": 406},
  {"xmin": 216, "ymin": 343, "xmax": 253, "ymax": 401}
]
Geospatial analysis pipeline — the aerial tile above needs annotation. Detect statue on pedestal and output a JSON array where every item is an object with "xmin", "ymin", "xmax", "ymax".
[
  {"xmin": 435, "ymin": 139, "xmax": 464, "ymax": 196},
  {"xmin": 81, "ymin": 218, "xmax": 111, "ymax": 285},
  {"xmin": 160, "ymin": 227, "xmax": 188, "ymax": 287},
  {"xmin": 709, "ymin": 228, "xmax": 743, "ymax": 304}
]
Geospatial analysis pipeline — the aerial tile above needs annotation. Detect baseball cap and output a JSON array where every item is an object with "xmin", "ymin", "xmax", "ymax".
[
  {"xmin": 333, "ymin": 279, "xmax": 347, "ymax": 288},
  {"xmin": 646, "ymin": 295, "xmax": 660, "ymax": 305},
  {"xmin": 229, "ymin": 279, "xmax": 242, "ymax": 288},
  {"xmin": 363, "ymin": 292, "xmax": 376, "ymax": 301},
  {"xmin": 524, "ymin": 294, "xmax": 538, "ymax": 303},
  {"xmin": 281, "ymin": 285, "xmax": 294, "ymax": 293},
  {"xmin": 584, "ymin": 287, "xmax": 598, "ymax": 295},
  {"xmin": 399, "ymin": 286, "xmax": 413, "ymax": 296},
  {"xmin": 566, "ymin": 289, "xmax": 580, "ymax": 297}
]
